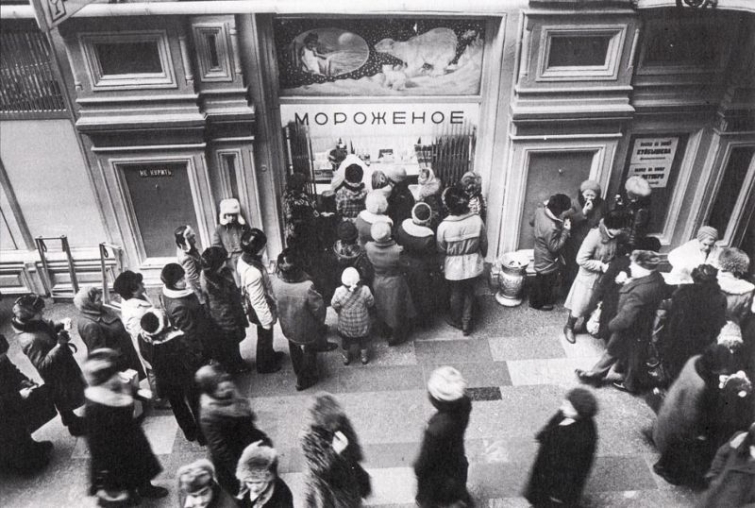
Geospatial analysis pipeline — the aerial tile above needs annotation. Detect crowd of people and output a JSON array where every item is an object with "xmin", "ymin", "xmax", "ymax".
[{"xmin": 1, "ymin": 167, "xmax": 754, "ymax": 507}]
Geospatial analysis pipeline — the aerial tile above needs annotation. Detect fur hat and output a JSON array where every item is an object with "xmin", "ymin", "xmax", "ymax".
[
  {"xmin": 566, "ymin": 387, "xmax": 598, "ymax": 419},
  {"xmin": 370, "ymin": 221, "xmax": 392, "ymax": 245},
  {"xmin": 631, "ymin": 250, "xmax": 660, "ymax": 271},
  {"xmin": 442, "ymin": 186, "xmax": 470, "ymax": 215},
  {"xmin": 236, "ymin": 442, "xmax": 277, "ymax": 483},
  {"xmin": 345, "ymin": 164, "xmax": 364, "ymax": 184},
  {"xmin": 240, "ymin": 228, "xmax": 267, "ymax": 256},
  {"xmin": 177, "ymin": 459, "xmax": 216, "ymax": 494},
  {"xmin": 696, "ymin": 226, "xmax": 718, "ymax": 243},
  {"xmin": 427, "ymin": 366, "xmax": 467, "ymax": 402},
  {"xmin": 12, "ymin": 294, "xmax": 45, "ymax": 321},
  {"xmin": 83, "ymin": 348, "xmax": 121, "ymax": 387},
  {"xmin": 385, "ymin": 166, "xmax": 407, "ymax": 184},
  {"xmin": 460, "ymin": 171, "xmax": 482, "ymax": 193},
  {"xmin": 219, "ymin": 198, "xmax": 246, "ymax": 226},
  {"xmin": 365, "ymin": 191, "xmax": 388, "ymax": 215},
  {"xmin": 160, "ymin": 263, "xmax": 185, "ymax": 288},
  {"xmin": 719, "ymin": 247, "xmax": 750, "ymax": 276},
  {"xmin": 337, "ymin": 221, "xmax": 359, "ymax": 243},
  {"xmin": 412, "ymin": 202, "xmax": 432, "ymax": 226},
  {"xmin": 579, "ymin": 180, "xmax": 602, "ymax": 195},
  {"xmin": 625, "ymin": 176, "xmax": 651, "ymax": 197},
  {"xmin": 113, "ymin": 271, "xmax": 143, "ymax": 299}
]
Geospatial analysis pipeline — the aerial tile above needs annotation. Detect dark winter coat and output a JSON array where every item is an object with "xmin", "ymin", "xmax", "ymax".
[
  {"xmin": 531, "ymin": 206, "xmax": 570, "ymax": 275},
  {"xmin": 660, "ymin": 283, "xmax": 727, "ymax": 381},
  {"xmin": 77, "ymin": 307, "xmax": 144, "ymax": 377},
  {"xmin": 699, "ymin": 431, "xmax": 755, "ymax": 508},
  {"xmin": 199, "ymin": 393, "xmax": 270, "ymax": 497},
  {"xmin": 150, "ymin": 329, "xmax": 204, "ymax": 390},
  {"xmin": 0, "ymin": 356, "xmax": 36, "ymax": 464},
  {"xmin": 589, "ymin": 255, "xmax": 631, "ymax": 340},
  {"xmin": 415, "ymin": 396, "xmax": 473, "ymax": 507},
  {"xmin": 201, "ymin": 267, "xmax": 248, "ymax": 340},
  {"xmin": 616, "ymin": 197, "xmax": 651, "ymax": 249},
  {"xmin": 396, "ymin": 219, "xmax": 440, "ymax": 321},
  {"xmin": 320, "ymin": 240, "xmax": 374, "ymax": 304},
  {"xmin": 213, "ymin": 222, "xmax": 252, "ymax": 270},
  {"xmin": 270, "ymin": 271, "xmax": 326, "ymax": 346},
  {"xmin": 85, "ymin": 388, "xmax": 161, "ymax": 493},
  {"xmin": 387, "ymin": 180, "xmax": 416, "ymax": 233},
  {"xmin": 161, "ymin": 287, "xmax": 213, "ymax": 359},
  {"xmin": 365, "ymin": 239, "xmax": 417, "ymax": 329},
  {"xmin": 302, "ymin": 415, "xmax": 366, "ymax": 508},
  {"xmin": 238, "ymin": 477, "xmax": 295, "ymax": 508},
  {"xmin": 13, "ymin": 318, "xmax": 85, "ymax": 412},
  {"xmin": 178, "ymin": 247, "xmax": 205, "ymax": 304},
  {"xmin": 524, "ymin": 412, "xmax": 597, "ymax": 507}
]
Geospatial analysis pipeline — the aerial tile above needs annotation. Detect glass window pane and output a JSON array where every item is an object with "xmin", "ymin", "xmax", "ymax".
[
  {"xmin": 547, "ymin": 35, "xmax": 611, "ymax": 67},
  {"xmin": 708, "ymin": 146, "xmax": 755, "ymax": 235},
  {"xmin": 96, "ymin": 41, "xmax": 162, "ymax": 75},
  {"xmin": 222, "ymin": 154, "xmax": 240, "ymax": 200}
]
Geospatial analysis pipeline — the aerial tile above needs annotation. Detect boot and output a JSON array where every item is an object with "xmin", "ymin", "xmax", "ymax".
[
  {"xmin": 360, "ymin": 349, "xmax": 370, "ymax": 365},
  {"xmin": 563, "ymin": 314, "xmax": 577, "ymax": 344}
]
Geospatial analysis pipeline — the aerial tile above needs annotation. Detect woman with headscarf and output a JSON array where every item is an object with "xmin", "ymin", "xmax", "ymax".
[
  {"xmin": 195, "ymin": 364, "xmax": 270, "ymax": 498},
  {"xmin": 652, "ymin": 344, "xmax": 734, "ymax": 486},
  {"xmin": 201, "ymin": 246, "xmax": 250, "ymax": 374},
  {"xmin": 236, "ymin": 442, "xmax": 294, "ymax": 508},
  {"xmin": 177, "ymin": 459, "xmax": 237, "ymax": 508},
  {"xmin": 161, "ymin": 262, "xmax": 213, "ymax": 362},
  {"xmin": 176, "ymin": 225, "xmax": 206, "ymax": 304},
  {"xmin": 414, "ymin": 366, "xmax": 473, "ymax": 508},
  {"xmin": 438, "ymin": 186, "xmax": 488, "ymax": 334},
  {"xmin": 524, "ymin": 388, "xmax": 598, "ymax": 508},
  {"xmin": 365, "ymin": 221, "xmax": 416, "ymax": 346},
  {"xmin": 659, "ymin": 265, "xmax": 728, "ymax": 383},
  {"xmin": 667, "ymin": 226, "xmax": 722, "ymax": 285},
  {"xmin": 283, "ymin": 172, "xmax": 320, "ymax": 264},
  {"xmin": 563, "ymin": 180, "xmax": 605, "ymax": 288},
  {"xmin": 11, "ymin": 294, "xmax": 86, "ymax": 436},
  {"xmin": 563, "ymin": 211, "xmax": 627, "ymax": 344},
  {"xmin": 74, "ymin": 286, "xmax": 144, "ymax": 377},
  {"xmin": 212, "ymin": 198, "xmax": 252, "ymax": 279},
  {"xmin": 416, "ymin": 167, "xmax": 443, "ymax": 229},
  {"xmin": 699, "ymin": 422, "xmax": 755, "ymax": 508},
  {"xmin": 397, "ymin": 202, "xmax": 441, "ymax": 328},
  {"xmin": 355, "ymin": 191, "xmax": 393, "ymax": 249},
  {"xmin": 717, "ymin": 247, "xmax": 754, "ymax": 325},
  {"xmin": 460, "ymin": 171, "xmax": 486, "ymax": 223},
  {"xmin": 270, "ymin": 249, "xmax": 326, "ymax": 390},
  {"xmin": 615, "ymin": 176, "xmax": 652, "ymax": 250},
  {"xmin": 83, "ymin": 349, "xmax": 166, "ymax": 505},
  {"xmin": 301, "ymin": 392, "xmax": 369, "ymax": 508}
]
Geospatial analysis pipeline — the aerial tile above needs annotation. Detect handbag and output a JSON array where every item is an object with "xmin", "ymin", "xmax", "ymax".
[
  {"xmin": 586, "ymin": 303, "xmax": 602, "ymax": 337},
  {"xmin": 23, "ymin": 383, "xmax": 57, "ymax": 433}
]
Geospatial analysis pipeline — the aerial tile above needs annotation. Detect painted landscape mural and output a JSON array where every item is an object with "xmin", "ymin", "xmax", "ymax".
[{"xmin": 274, "ymin": 18, "xmax": 486, "ymax": 96}]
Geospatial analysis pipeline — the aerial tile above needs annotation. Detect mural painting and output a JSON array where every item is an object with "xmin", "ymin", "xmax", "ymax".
[{"xmin": 274, "ymin": 18, "xmax": 486, "ymax": 96}]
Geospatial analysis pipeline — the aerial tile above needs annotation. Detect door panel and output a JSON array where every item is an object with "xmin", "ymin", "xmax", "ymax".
[{"xmin": 518, "ymin": 151, "xmax": 594, "ymax": 249}]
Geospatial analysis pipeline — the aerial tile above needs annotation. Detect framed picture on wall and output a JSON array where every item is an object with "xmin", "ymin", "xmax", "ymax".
[{"xmin": 273, "ymin": 17, "xmax": 486, "ymax": 96}]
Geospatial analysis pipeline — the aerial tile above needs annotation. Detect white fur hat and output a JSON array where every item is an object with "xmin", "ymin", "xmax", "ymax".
[
  {"xmin": 219, "ymin": 198, "xmax": 246, "ymax": 225},
  {"xmin": 427, "ymin": 366, "xmax": 467, "ymax": 402},
  {"xmin": 625, "ymin": 176, "xmax": 651, "ymax": 197}
]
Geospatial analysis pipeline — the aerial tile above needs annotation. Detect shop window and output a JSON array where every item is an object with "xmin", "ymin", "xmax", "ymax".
[
  {"xmin": 538, "ymin": 26, "xmax": 626, "ymax": 81},
  {"xmin": 79, "ymin": 31, "xmax": 176, "ymax": 89},
  {"xmin": 708, "ymin": 146, "xmax": 755, "ymax": 236},
  {"xmin": 193, "ymin": 24, "xmax": 233, "ymax": 82},
  {"xmin": 220, "ymin": 152, "xmax": 240, "ymax": 200}
]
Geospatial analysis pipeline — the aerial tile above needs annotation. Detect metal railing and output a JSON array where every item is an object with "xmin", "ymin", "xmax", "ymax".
[{"xmin": 34, "ymin": 235, "xmax": 78, "ymax": 298}]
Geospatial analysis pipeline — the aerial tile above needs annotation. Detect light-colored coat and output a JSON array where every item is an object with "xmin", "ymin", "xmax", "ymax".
[
  {"xmin": 667, "ymin": 239, "xmax": 721, "ymax": 285},
  {"xmin": 437, "ymin": 212, "xmax": 487, "ymax": 281},
  {"xmin": 565, "ymin": 225, "xmax": 619, "ymax": 317}
]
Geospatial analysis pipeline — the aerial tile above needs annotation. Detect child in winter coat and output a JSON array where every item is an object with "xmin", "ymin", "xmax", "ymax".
[
  {"xmin": 331, "ymin": 267, "xmax": 375, "ymax": 365},
  {"xmin": 335, "ymin": 164, "xmax": 367, "ymax": 221}
]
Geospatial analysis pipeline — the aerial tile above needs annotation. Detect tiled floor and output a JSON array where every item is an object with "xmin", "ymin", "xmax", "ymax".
[{"xmin": 0, "ymin": 286, "xmax": 704, "ymax": 507}]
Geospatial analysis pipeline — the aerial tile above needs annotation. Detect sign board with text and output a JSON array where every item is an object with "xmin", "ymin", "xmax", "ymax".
[
  {"xmin": 626, "ymin": 136, "xmax": 679, "ymax": 188},
  {"xmin": 30, "ymin": 0, "xmax": 98, "ymax": 32}
]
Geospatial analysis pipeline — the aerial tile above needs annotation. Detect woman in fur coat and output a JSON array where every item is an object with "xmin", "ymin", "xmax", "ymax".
[
  {"xmin": 301, "ymin": 392, "xmax": 369, "ymax": 508},
  {"xmin": 196, "ymin": 364, "xmax": 270, "ymax": 498}
]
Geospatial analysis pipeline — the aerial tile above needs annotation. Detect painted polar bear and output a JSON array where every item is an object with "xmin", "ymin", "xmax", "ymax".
[{"xmin": 374, "ymin": 27, "xmax": 458, "ymax": 78}]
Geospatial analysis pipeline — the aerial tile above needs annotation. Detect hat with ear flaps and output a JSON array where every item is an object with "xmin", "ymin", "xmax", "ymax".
[
  {"xmin": 236, "ymin": 441, "xmax": 278, "ymax": 484},
  {"xmin": 219, "ymin": 198, "xmax": 246, "ymax": 226}
]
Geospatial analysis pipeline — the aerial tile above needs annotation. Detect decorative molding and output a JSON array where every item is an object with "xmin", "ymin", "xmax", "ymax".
[
  {"xmin": 229, "ymin": 27, "xmax": 242, "ymax": 75},
  {"xmin": 178, "ymin": 34, "xmax": 195, "ymax": 87},
  {"xmin": 78, "ymin": 30, "xmax": 177, "ymax": 90},
  {"xmin": 627, "ymin": 27, "xmax": 640, "ymax": 72},
  {"xmin": 92, "ymin": 143, "xmax": 207, "ymax": 153},
  {"xmin": 193, "ymin": 23, "xmax": 233, "ymax": 83}
]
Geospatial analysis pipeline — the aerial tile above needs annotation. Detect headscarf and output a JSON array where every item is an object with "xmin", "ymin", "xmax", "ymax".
[
  {"xmin": 417, "ymin": 168, "xmax": 441, "ymax": 200},
  {"xmin": 696, "ymin": 226, "xmax": 719, "ymax": 243},
  {"xmin": 12, "ymin": 294, "xmax": 45, "ymax": 322},
  {"xmin": 73, "ymin": 286, "xmax": 102, "ymax": 314},
  {"xmin": 341, "ymin": 267, "xmax": 360, "ymax": 292}
]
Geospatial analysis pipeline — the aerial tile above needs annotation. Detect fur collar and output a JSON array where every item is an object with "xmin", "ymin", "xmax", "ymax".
[
  {"xmin": 401, "ymin": 219, "xmax": 433, "ymax": 238},
  {"xmin": 343, "ymin": 181, "xmax": 366, "ymax": 192},
  {"xmin": 162, "ymin": 286, "xmax": 194, "ymax": 299},
  {"xmin": 357, "ymin": 211, "xmax": 392, "ymax": 225},
  {"xmin": 718, "ymin": 272, "xmax": 755, "ymax": 295},
  {"xmin": 140, "ymin": 310, "xmax": 184, "ymax": 344},
  {"xmin": 85, "ymin": 386, "xmax": 134, "ymax": 407},
  {"xmin": 200, "ymin": 393, "xmax": 254, "ymax": 420},
  {"xmin": 443, "ymin": 212, "xmax": 475, "ymax": 222}
]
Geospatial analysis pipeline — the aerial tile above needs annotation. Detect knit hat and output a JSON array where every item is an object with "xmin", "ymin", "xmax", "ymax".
[
  {"xmin": 160, "ymin": 263, "xmax": 185, "ymax": 287},
  {"xmin": 718, "ymin": 320, "xmax": 743, "ymax": 350},
  {"xmin": 177, "ymin": 459, "xmax": 216, "ymax": 494},
  {"xmin": 365, "ymin": 191, "xmax": 388, "ymax": 215},
  {"xmin": 112, "ymin": 271, "xmax": 143, "ymax": 299},
  {"xmin": 411, "ymin": 202, "xmax": 432, "ymax": 227},
  {"xmin": 345, "ymin": 164, "xmax": 364, "ymax": 184},
  {"xmin": 566, "ymin": 387, "xmax": 598, "ymax": 419},
  {"xmin": 371, "ymin": 170, "xmax": 390, "ymax": 190},
  {"xmin": 385, "ymin": 166, "xmax": 407, "ymax": 184},
  {"xmin": 718, "ymin": 247, "xmax": 750, "ymax": 275},
  {"xmin": 219, "ymin": 198, "xmax": 246, "ymax": 225},
  {"xmin": 341, "ymin": 267, "xmax": 360, "ymax": 291},
  {"xmin": 370, "ymin": 221, "xmax": 392, "ymax": 244},
  {"xmin": 427, "ymin": 366, "xmax": 467, "ymax": 402},
  {"xmin": 696, "ymin": 226, "xmax": 718, "ymax": 243},
  {"xmin": 631, "ymin": 250, "xmax": 661, "ymax": 271},
  {"xmin": 337, "ymin": 221, "xmax": 359, "ymax": 243},
  {"xmin": 83, "ymin": 348, "xmax": 121, "ymax": 387},
  {"xmin": 625, "ymin": 176, "xmax": 651, "ymax": 197},
  {"xmin": 12, "ymin": 294, "xmax": 45, "ymax": 321},
  {"xmin": 236, "ymin": 442, "xmax": 277, "ymax": 483},
  {"xmin": 579, "ymin": 180, "xmax": 601, "ymax": 195}
]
